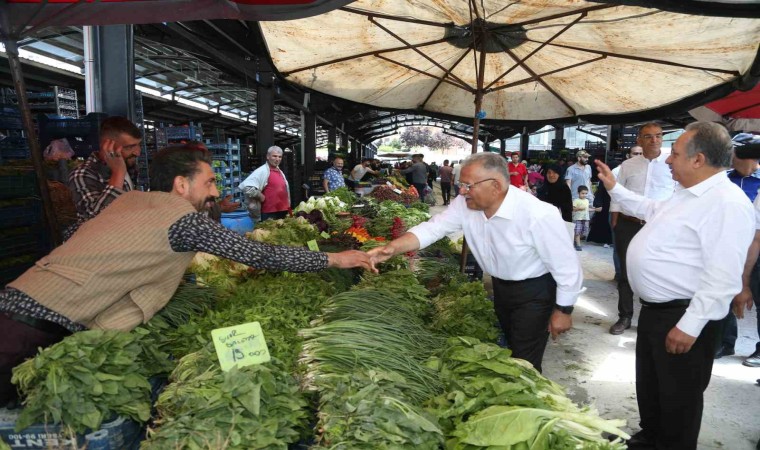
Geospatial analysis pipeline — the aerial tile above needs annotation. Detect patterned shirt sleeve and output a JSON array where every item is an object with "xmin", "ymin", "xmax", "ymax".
[
  {"xmin": 168, "ymin": 213, "xmax": 329, "ymax": 272},
  {"xmin": 67, "ymin": 155, "xmax": 123, "ymax": 221}
]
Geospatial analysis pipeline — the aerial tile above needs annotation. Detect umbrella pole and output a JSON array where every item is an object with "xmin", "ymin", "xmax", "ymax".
[
  {"xmin": 461, "ymin": 45, "xmax": 488, "ymax": 273},
  {"xmin": 4, "ymin": 38, "xmax": 61, "ymax": 247}
]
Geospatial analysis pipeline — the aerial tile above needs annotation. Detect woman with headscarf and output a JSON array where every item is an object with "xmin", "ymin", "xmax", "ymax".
[{"xmin": 538, "ymin": 163, "xmax": 573, "ymax": 223}]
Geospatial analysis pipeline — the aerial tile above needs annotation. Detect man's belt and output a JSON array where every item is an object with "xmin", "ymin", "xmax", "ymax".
[
  {"xmin": 6, "ymin": 312, "xmax": 72, "ymax": 335},
  {"xmin": 619, "ymin": 213, "xmax": 645, "ymax": 225},
  {"xmin": 640, "ymin": 299, "xmax": 691, "ymax": 309}
]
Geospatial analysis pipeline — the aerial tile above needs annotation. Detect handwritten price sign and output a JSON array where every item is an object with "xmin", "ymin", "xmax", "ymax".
[{"xmin": 211, "ymin": 322, "xmax": 271, "ymax": 371}]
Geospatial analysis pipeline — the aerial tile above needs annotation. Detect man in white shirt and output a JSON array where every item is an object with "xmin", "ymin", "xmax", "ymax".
[
  {"xmin": 595, "ymin": 122, "xmax": 754, "ymax": 450},
  {"xmin": 451, "ymin": 160, "xmax": 462, "ymax": 197},
  {"xmin": 368, "ymin": 152, "xmax": 583, "ymax": 372},
  {"xmin": 608, "ymin": 124, "xmax": 676, "ymax": 335},
  {"xmin": 611, "ymin": 146, "xmax": 643, "ymax": 179},
  {"xmin": 348, "ymin": 158, "xmax": 378, "ymax": 188}
]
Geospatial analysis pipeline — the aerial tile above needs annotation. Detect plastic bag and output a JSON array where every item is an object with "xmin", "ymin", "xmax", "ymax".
[{"xmin": 44, "ymin": 138, "xmax": 75, "ymax": 161}]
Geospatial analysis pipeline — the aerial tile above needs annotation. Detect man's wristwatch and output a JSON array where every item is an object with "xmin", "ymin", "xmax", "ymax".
[{"xmin": 554, "ymin": 305, "xmax": 574, "ymax": 315}]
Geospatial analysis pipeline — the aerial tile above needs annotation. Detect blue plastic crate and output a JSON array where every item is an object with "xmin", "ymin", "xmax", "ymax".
[{"xmin": 0, "ymin": 409, "xmax": 141, "ymax": 450}]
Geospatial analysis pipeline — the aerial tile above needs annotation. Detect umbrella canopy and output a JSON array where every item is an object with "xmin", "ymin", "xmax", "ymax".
[
  {"xmin": 689, "ymin": 83, "xmax": 760, "ymax": 132},
  {"xmin": 260, "ymin": 1, "xmax": 760, "ymax": 124},
  {"xmin": 0, "ymin": 0, "xmax": 353, "ymax": 36}
]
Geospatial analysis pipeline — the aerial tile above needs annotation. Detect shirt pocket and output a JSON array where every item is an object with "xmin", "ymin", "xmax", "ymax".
[{"xmin": 34, "ymin": 257, "xmax": 94, "ymax": 286}]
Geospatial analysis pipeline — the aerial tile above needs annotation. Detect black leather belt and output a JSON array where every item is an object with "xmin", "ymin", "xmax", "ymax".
[
  {"xmin": 619, "ymin": 213, "xmax": 645, "ymax": 225},
  {"xmin": 640, "ymin": 299, "xmax": 691, "ymax": 309},
  {"xmin": 6, "ymin": 312, "xmax": 72, "ymax": 336}
]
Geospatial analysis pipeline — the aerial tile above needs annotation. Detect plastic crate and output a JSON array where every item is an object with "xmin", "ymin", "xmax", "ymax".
[
  {"xmin": 0, "ymin": 200, "xmax": 42, "ymax": 228},
  {"xmin": 0, "ymin": 409, "xmax": 141, "ymax": 450},
  {"xmin": 0, "ymin": 228, "xmax": 45, "ymax": 259},
  {"xmin": 164, "ymin": 126, "xmax": 201, "ymax": 140},
  {"xmin": 0, "ymin": 117, "xmax": 23, "ymax": 129},
  {"xmin": 463, "ymin": 252, "xmax": 483, "ymax": 281},
  {"xmin": 0, "ymin": 169, "xmax": 36, "ymax": 199}
]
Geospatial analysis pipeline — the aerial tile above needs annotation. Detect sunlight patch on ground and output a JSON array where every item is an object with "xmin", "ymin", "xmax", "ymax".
[
  {"xmin": 591, "ymin": 351, "xmax": 636, "ymax": 383},
  {"xmin": 575, "ymin": 295, "xmax": 609, "ymax": 317}
]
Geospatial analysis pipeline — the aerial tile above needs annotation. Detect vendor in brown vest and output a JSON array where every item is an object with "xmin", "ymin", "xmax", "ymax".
[{"xmin": 0, "ymin": 145, "xmax": 375, "ymax": 407}]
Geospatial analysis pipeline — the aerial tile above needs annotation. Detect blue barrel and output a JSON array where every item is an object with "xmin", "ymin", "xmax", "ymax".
[{"xmin": 220, "ymin": 211, "xmax": 255, "ymax": 235}]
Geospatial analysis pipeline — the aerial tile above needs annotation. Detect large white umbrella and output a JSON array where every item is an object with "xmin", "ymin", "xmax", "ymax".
[{"xmin": 261, "ymin": 0, "xmax": 760, "ymax": 151}]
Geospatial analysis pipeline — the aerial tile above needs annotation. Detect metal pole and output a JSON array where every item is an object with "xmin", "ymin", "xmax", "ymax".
[
  {"xmin": 4, "ymin": 38, "xmax": 61, "ymax": 246},
  {"xmin": 462, "ymin": 40, "xmax": 489, "ymax": 272},
  {"xmin": 82, "ymin": 26, "xmax": 102, "ymax": 114}
]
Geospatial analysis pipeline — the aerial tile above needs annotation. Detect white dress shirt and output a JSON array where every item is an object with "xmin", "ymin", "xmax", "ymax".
[
  {"xmin": 408, "ymin": 187, "xmax": 583, "ymax": 306},
  {"xmin": 609, "ymin": 171, "xmax": 754, "ymax": 337},
  {"xmin": 754, "ymin": 193, "xmax": 760, "ymax": 229},
  {"xmin": 610, "ymin": 152, "xmax": 675, "ymax": 214}
]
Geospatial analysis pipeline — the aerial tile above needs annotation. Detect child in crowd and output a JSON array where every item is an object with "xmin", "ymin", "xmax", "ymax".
[{"xmin": 572, "ymin": 185, "xmax": 601, "ymax": 251}]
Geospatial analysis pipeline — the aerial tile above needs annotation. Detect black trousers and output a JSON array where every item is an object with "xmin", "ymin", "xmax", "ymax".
[
  {"xmin": 0, "ymin": 313, "xmax": 70, "ymax": 406},
  {"xmin": 440, "ymin": 182, "xmax": 451, "ymax": 205},
  {"xmin": 636, "ymin": 304, "xmax": 718, "ymax": 450},
  {"xmin": 492, "ymin": 273, "xmax": 556, "ymax": 373},
  {"xmin": 614, "ymin": 219, "xmax": 644, "ymax": 319}
]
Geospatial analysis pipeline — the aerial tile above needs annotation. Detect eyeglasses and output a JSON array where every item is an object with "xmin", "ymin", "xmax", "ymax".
[
  {"xmin": 459, "ymin": 178, "xmax": 496, "ymax": 192},
  {"xmin": 641, "ymin": 133, "xmax": 663, "ymax": 140}
]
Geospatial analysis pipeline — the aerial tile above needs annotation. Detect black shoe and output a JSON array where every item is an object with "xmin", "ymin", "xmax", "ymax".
[
  {"xmin": 574, "ymin": 245, "xmax": 582, "ymax": 251},
  {"xmin": 743, "ymin": 349, "xmax": 760, "ymax": 367},
  {"xmin": 627, "ymin": 431, "xmax": 656, "ymax": 450},
  {"xmin": 609, "ymin": 317, "xmax": 632, "ymax": 335},
  {"xmin": 714, "ymin": 346, "xmax": 735, "ymax": 359}
]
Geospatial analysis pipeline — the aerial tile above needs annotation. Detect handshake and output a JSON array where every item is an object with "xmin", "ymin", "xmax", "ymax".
[{"xmin": 324, "ymin": 245, "xmax": 401, "ymax": 273}]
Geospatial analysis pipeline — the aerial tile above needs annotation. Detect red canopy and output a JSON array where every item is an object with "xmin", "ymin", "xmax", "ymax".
[{"xmin": 705, "ymin": 83, "xmax": 760, "ymax": 119}]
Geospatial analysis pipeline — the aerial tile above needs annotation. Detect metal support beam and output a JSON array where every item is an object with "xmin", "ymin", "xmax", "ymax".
[
  {"xmin": 86, "ymin": 25, "xmax": 136, "ymax": 120},
  {"xmin": 520, "ymin": 128, "xmax": 530, "ymax": 155},
  {"xmin": 256, "ymin": 74, "xmax": 275, "ymax": 156},
  {"xmin": 340, "ymin": 132, "xmax": 349, "ymax": 151},
  {"xmin": 500, "ymin": 139, "xmax": 506, "ymax": 158},
  {"xmin": 351, "ymin": 139, "xmax": 359, "ymax": 161},
  {"xmin": 303, "ymin": 112, "xmax": 317, "ymax": 182}
]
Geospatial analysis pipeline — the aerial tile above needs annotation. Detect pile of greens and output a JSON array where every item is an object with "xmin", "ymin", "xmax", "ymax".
[
  {"xmin": 162, "ymin": 272, "xmax": 338, "ymax": 369},
  {"xmin": 366, "ymin": 200, "xmax": 429, "ymax": 238},
  {"xmin": 293, "ymin": 196, "xmax": 348, "ymax": 227},
  {"xmin": 429, "ymin": 279, "xmax": 500, "ymax": 342},
  {"xmin": 247, "ymin": 216, "xmax": 320, "ymax": 247},
  {"xmin": 323, "ymin": 186, "xmax": 357, "ymax": 207},
  {"xmin": 313, "ymin": 371, "xmax": 443, "ymax": 450},
  {"xmin": 425, "ymin": 337, "xmax": 629, "ymax": 449},
  {"xmin": 11, "ymin": 329, "xmax": 173, "ymax": 434},
  {"xmin": 302, "ymin": 270, "xmax": 446, "ymax": 448},
  {"xmin": 144, "ymin": 348, "xmax": 308, "ymax": 450}
]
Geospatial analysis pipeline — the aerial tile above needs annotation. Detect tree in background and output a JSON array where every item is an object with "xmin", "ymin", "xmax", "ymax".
[
  {"xmin": 428, "ymin": 131, "xmax": 455, "ymax": 152},
  {"xmin": 400, "ymin": 127, "xmax": 432, "ymax": 149}
]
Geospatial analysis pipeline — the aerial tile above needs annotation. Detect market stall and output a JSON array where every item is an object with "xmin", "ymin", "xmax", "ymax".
[{"xmin": 1, "ymin": 196, "xmax": 630, "ymax": 449}]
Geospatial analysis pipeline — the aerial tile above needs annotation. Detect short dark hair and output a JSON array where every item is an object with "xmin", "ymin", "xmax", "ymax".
[
  {"xmin": 100, "ymin": 116, "xmax": 141, "ymax": 140},
  {"xmin": 578, "ymin": 185, "xmax": 589, "ymax": 193},
  {"xmin": 684, "ymin": 121, "xmax": 733, "ymax": 168},
  {"xmin": 150, "ymin": 145, "xmax": 212, "ymax": 193}
]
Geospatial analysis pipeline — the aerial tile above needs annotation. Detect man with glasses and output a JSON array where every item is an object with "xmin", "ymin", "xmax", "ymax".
[
  {"xmin": 368, "ymin": 152, "xmax": 583, "ymax": 372},
  {"xmin": 67, "ymin": 117, "xmax": 143, "ymax": 237},
  {"xmin": 609, "ymin": 123, "xmax": 676, "ymax": 335}
]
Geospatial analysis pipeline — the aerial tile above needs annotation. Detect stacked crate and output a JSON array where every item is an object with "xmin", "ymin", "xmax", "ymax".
[{"xmin": 207, "ymin": 138, "xmax": 242, "ymax": 205}]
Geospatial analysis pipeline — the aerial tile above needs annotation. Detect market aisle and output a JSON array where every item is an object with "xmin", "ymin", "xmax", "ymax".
[{"xmin": 540, "ymin": 243, "xmax": 760, "ymax": 450}]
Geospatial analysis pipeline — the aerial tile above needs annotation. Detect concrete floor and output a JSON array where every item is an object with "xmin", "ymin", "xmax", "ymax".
[
  {"xmin": 539, "ymin": 242, "xmax": 760, "ymax": 450},
  {"xmin": 427, "ymin": 192, "xmax": 760, "ymax": 449}
]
